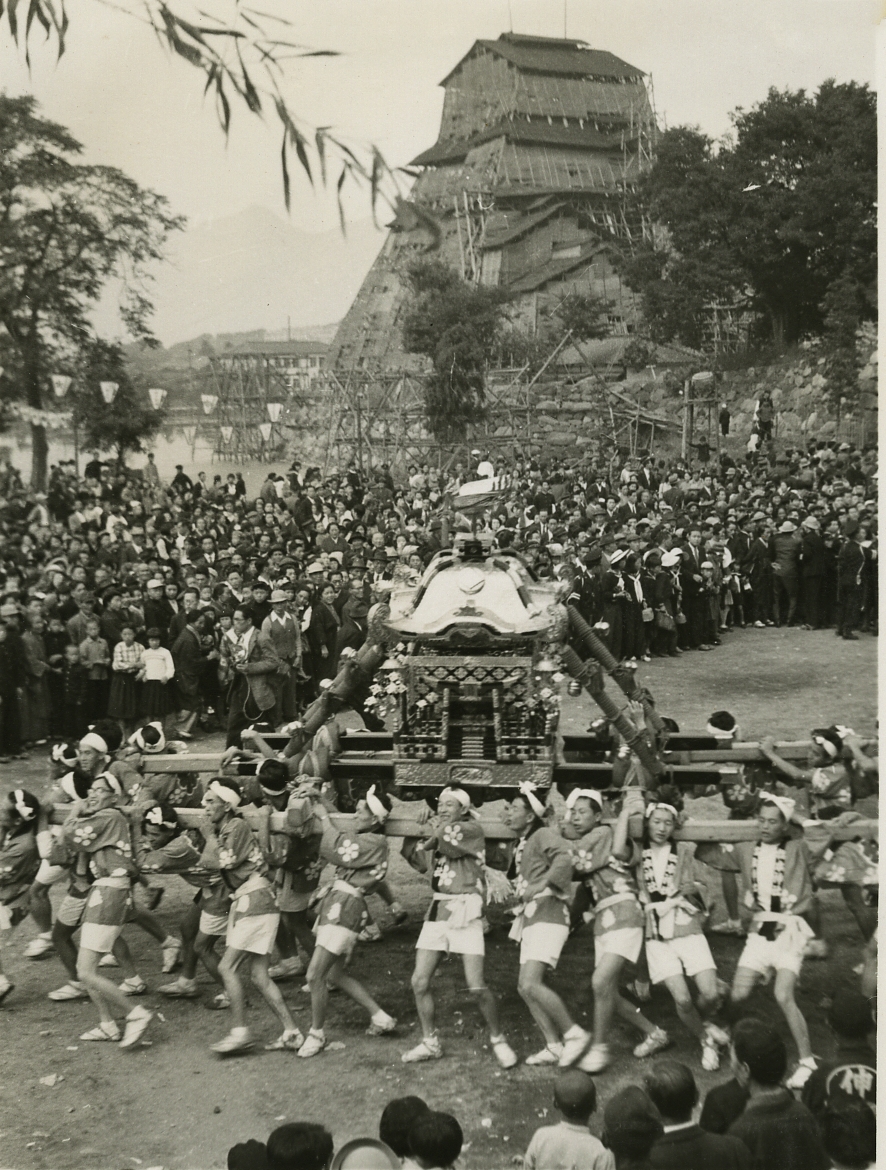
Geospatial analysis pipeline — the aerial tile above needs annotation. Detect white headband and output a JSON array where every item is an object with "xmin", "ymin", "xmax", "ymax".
[
  {"xmin": 706, "ymin": 722, "xmax": 736, "ymax": 740},
  {"xmin": 129, "ymin": 722, "xmax": 166, "ymax": 754},
  {"xmin": 761, "ymin": 794, "xmax": 795, "ymax": 822},
  {"xmin": 60, "ymin": 772, "xmax": 81, "ymax": 801},
  {"xmin": 94, "ymin": 771, "xmax": 124, "ymax": 797},
  {"xmin": 440, "ymin": 786, "xmax": 471, "ymax": 809},
  {"xmin": 79, "ymin": 732, "xmax": 109, "ymax": 755},
  {"xmin": 207, "ymin": 780, "xmax": 241, "ymax": 809},
  {"xmin": 645, "ymin": 802, "xmax": 678, "ymax": 819},
  {"xmin": 812, "ymin": 735, "xmax": 839, "ymax": 759},
  {"xmin": 12, "ymin": 789, "xmax": 35, "ymax": 821},
  {"xmin": 518, "ymin": 781, "xmax": 546, "ymax": 819},
  {"xmin": 565, "ymin": 787, "xmax": 604, "ymax": 810},
  {"xmin": 365, "ymin": 785, "xmax": 389, "ymax": 823},
  {"xmin": 144, "ymin": 805, "xmax": 176, "ymax": 828}
]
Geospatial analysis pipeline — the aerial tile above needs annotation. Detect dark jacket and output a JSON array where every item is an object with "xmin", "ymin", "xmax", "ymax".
[
  {"xmin": 727, "ymin": 1089, "xmax": 828, "ymax": 1170},
  {"xmin": 700, "ymin": 1079, "xmax": 750, "ymax": 1135},
  {"xmin": 798, "ymin": 530, "xmax": 826, "ymax": 577},
  {"xmin": 650, "ymin": 1124, "xmax": 750, "ymax": 1170}
]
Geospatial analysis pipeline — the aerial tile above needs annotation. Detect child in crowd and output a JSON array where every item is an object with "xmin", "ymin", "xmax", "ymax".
[
  {"xmin": 79, "ymin": 617, "xmax": 111, "ymax": 722},
  {"xmin": 524, "ymin": 1069, "xmax": 614, "ymax": 1170},
  {"xmin": 58, "ymin": 643, "xmax": 90, "ymax": 739}
]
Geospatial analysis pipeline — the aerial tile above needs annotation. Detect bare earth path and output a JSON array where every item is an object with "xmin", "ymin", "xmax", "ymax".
[{"xmin": 0, "ymin": 627, "xmax": 877, "ymax": 1169}]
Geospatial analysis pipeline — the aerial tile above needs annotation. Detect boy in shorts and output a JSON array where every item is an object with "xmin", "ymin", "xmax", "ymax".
[
  {"xmin": 565, "ymin": 786, "xmax": 666, "ymax": 1073},
  {"xmin": 401, "ymin": 786, "xmax": 516, "ymax": 1068},
  {"xmin": 729, "ymin": 794, "xmax": 818, "ymax": 1089},
  {"xmin": 201, "ymin": 778, "xmax": 303, "ymax": 1055},
  {"xmin": 301, "ymin": 785, "xmax": 397, "ymax": 1057}
]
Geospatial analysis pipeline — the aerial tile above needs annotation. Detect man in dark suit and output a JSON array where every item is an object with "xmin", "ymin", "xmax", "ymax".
[
  {"xmin": 798, "ymin": 516, "xmax": 826, "ymax": 629},
  {"xmin": 646, "ymin": 1060, "xmax": 750, "ymax": 1170},
  {"xmin": 225, "ymin": 607, "xmax": 281, "ymax": 747},
  {"xmin": 835, "ymin": 520, "xmax": 865, "ymax": 639}
]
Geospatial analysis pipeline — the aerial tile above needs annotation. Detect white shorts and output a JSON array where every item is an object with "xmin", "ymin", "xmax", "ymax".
[
  {"xmin": 315, "ymin": 923, "xmax": 358, "ymax": 959},
  {"xmin": 57, "ymin": 893, "xmax": 88, "ymax": 928},
  {"xmin": 35, "ymin": 860, "xmax": 66, "ymax": 887},
  {"xmin": 226, "ymin": 912, "xmax": 278, "ymax": 955},
  {"xmin": 198, "ymin": 911, "xmax": 228, "ymax": 938},
  {"xmin": 417, "ymin": 918, "xmax": 485, "ymax": 957},
  {"xmin": 646, "ymin": 934, "xmax": 716, "ymax": 984},
  {"xmin": 519, "ymin": 922, "xmax": 570, "ymax": 969},
  {"xmin": 738, "ymin": 930, "xmax": 806, "ymax": 978},
  {"xmin": 79, "ymin": 922, "xmax": 123, "ymax": 954},
  {"xmin": 595, "ymin": 926, "xmax": 644, "ymax": 964}
]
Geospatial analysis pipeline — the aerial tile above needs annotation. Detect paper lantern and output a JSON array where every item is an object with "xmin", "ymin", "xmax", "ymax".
[
  {"xmin": 201, "ymin": 394, "xmax": 218, "ymax": 414},
  {"xmin": 100, "ymin": 381, "xmax": 118, "ymax": 404},
  {"xmin": 220, "ymin": 426, "xmax": 234, "ymax": 442},
  {"xmin": 182, "ymin": 426, "xmax": 196, "ymax": 446},
  {"xmin": 148, "ymin": 387, "xmax": 166, "ymax": 410},
  {"xmin": 267, "ymin": 402, "xmax": 283, "ymax": 422},
  {"xmin": 258, "ymin": 422, "xmax": 272, "ymax": 441},
  {"xmin": 51, "ymin": 375, "xmax": 72, "ymax": 399}
]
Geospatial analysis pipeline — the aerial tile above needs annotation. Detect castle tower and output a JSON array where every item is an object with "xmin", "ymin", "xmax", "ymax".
[{"xmin": 329, "ymin": 33, "xmax": 656, "ymax": 374}]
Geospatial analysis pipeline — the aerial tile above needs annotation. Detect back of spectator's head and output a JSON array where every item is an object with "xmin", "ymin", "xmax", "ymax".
[
  {"xmin": 820, "ymin": 1102, "xmax": 876, "ymax": 1169},
  {"xmin": 408, "ymin": 1111, "xmax": 463, "ymax": 1169},
  {"xmin": 266, "ymin": 1122, "xmax": 333, "ymax": 1170},
  {"xmin": 227, "ymin": 1138, "xmax": 268, "ymax": 1170},
  {"xmin": 732, "ymin": 1018, "xmax": 787, "ymax": 1086},
  {"xmin": 602, "ymin": 1086, "xmax": 663, "ymax": 1161},
  {"xmin": 378, "ymin": 1095, "xmax": 430, "ymax": 1157},
  {"xmin": 330, "ymin": 1139, "xmax": 398, "ymax": 1169},
  {"xmin": 828, "ymin": 989, "xmax": 874, "ymax": 1040},
  {"xmin": 644, "ymin": 1060, "xmax": 698, "ymax": 1123},
  {"xmin": 553, "ymin": 1069, "xmax": 597, "ymax": 1124}
]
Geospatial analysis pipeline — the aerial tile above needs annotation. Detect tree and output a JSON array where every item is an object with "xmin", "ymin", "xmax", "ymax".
[
  {"xmin": 0, "ymin": 1, "xmax": 402, "ymax": 224},
  {"xmin": 819, "ymin": 272, "xmax": 864, "ymax": 416},
  {"xmin": 73, "ymin": 339, "xmax": 165, "ymax": 466},
  {"xmin": 401, "ymin": 260, "xmax": 507, "ymax": 445},
  {"xmin": 0, "ymin": 94, "xmax": 183, "ymax": 486},
  {"xmin": 623, "ymin": 82, "xmax": 876, "ymax": 348}
]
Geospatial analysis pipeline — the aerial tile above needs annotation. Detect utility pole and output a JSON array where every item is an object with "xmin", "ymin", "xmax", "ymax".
[{"xmin": 355, "ymin": 390, "xmax": 364, "ymax": 472}]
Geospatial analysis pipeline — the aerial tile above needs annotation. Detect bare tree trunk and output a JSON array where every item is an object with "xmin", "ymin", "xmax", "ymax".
[{"xmin": 23, "ymin": 328, "xmax": 48, "ymax": 489}]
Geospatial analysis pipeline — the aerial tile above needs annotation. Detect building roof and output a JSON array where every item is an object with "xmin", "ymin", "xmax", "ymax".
[
  {"xmin": 506, "ymin": 239, "xmax": 608, "ymax": 293},
  {"xmin": 441, "ymin": 34, "xmax": 645, "ymax": 86},
  {"xmin": 410, "ymin": 119, "xmax": 628, "ymax": 167},
  {"xmin": 221, "ymin": 340, "xmax": 329, "ymax": 358}
]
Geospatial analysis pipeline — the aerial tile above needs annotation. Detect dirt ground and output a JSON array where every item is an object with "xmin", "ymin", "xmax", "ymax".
[{"xmin": 0, "ymin": 627, "xmax": 877, "ymax": 1170}]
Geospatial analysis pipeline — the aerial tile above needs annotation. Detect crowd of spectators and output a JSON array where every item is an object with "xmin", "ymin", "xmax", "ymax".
[
  {"xmin": 222, "ymin": 994, "xmax": 874, "ymax": 1168},
  {"xmin": 0, "ymin": 432, "xmax": 876, "ymax": 759}
]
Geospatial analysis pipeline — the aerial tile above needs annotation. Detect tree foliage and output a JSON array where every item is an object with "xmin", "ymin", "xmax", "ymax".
[
  {"xmin": 819, "ymin": 272, "xmax": 864, "ymax": 414},
  {"xmin": 622, "ymin": 81, "xmax": 876, "ymax": 349},
  {"xmin": 401, "ymin": 260, "xmax": 507, "ymax": 445},
  {"xmin": 73, "ymin": 339, "xmax": 165, "ymax": 464},
  {"xmin": 0, "ymin": 1, "xmax": 403, "ymax": 225},
  {"xmin": 0, "ymin": 93, "xmax": 182, "ymax": 486}
]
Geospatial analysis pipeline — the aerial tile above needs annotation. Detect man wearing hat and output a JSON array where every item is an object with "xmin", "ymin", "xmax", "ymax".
[
  {"xmin": 261, "ymin": 591, "xmax": 301, "ymax": 725},
  {"xmin": 798, "ymin": 516, "xmax": 826, "ymax": 629},
  {"xmin": 770, "ymin": 520, "xmax": 800, "ymax": 627}
]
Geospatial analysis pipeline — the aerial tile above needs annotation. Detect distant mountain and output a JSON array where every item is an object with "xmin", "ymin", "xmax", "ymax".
[{"xmin": 147, "ymin": 206, "xmax": 384, "ymax": 346}]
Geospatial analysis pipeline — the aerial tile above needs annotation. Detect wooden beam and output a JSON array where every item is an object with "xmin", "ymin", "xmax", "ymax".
[{"xmin": 49, "ymin": 807, "xmax": 877, "ymax": 844}]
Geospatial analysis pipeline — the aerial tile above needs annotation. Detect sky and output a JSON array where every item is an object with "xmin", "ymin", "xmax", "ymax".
[
  {"xmin": 1, "ymin": 0, "xmax": 879, "ymax": 233},
  {"xmin": 0, "ymin": 1, "xmax": 880, "ymax": 343}
]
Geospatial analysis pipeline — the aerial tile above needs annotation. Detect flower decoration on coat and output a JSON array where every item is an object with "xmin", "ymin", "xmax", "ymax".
[{"xmin": 337, "ymin": 839, "xmax": 360, "ymax": 864}]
